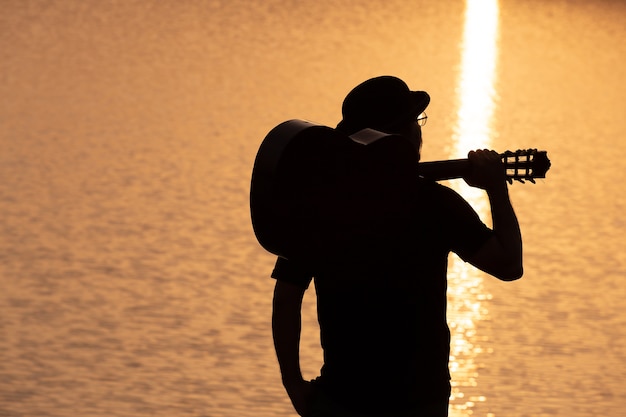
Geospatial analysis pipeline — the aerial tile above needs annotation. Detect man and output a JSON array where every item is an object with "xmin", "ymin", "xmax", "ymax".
[{"xmin": 271, "ymin": 76, "xmax": 523, "ymax": 417}]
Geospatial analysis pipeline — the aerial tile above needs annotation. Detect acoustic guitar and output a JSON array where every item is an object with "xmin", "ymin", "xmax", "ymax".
[{"xmin": 250, "ymin": 119, "xmax": 550, "ymax": 259}]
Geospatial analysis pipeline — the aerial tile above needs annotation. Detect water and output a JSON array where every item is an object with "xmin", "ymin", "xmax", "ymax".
[{"xmin": 1, "ymin": 1, "xmax": 625, "ymax": 416}]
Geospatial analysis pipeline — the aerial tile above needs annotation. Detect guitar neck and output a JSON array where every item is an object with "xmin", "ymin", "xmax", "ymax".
[
  {"xmin": 418, "ymin": 149, "xmax": 550, "ymax": 183},
  {"xmin": 418, "ymin": 158, "xmax": 471, "ymax": 181}
]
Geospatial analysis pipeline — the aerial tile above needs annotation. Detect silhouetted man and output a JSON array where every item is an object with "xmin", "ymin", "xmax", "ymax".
[{"xmin": 271, "ymin": 76, "xmax": 523, "ymax": 417}]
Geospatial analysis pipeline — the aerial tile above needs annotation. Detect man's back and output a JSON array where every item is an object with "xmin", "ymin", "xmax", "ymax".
[{"xmin": 273, "ymin": 179, "xmax": 492, "ymax": 413}]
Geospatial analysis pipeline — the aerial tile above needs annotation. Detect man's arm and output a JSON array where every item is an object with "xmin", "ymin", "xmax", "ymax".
[
  {"xmin": 272, "ymin": 280, "xmax": 314, "ymax": 416},
  {"xmin": 463, "ymin": 150, "xmax": 523, "ymax": 281}
]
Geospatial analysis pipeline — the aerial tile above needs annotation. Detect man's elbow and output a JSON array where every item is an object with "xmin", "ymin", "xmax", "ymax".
[
  {"xmin": 496, "ymin": 264, "xmax": 523, "ymax": 281},
  {"xmin": 493, "ymin": 247, "xmax": 523, "ymax": 281}
]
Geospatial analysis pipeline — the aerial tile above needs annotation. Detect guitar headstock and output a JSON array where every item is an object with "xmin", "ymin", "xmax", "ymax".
[{"xmin": 502, "ymin": 149, "xmax": 551, "ymax": 184}]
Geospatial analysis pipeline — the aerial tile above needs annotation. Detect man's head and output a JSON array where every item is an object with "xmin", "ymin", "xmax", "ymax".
[
  {"xmin": 337, "ymin": 75, "xmax": 430, "ymax": 134},
  {"xmin": 336, "ymin": 76, "xmax": 430, "ymax": 157}
]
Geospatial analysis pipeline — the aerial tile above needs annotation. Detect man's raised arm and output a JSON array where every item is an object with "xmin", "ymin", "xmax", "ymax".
[{"xmin": 463, "ymin": 149, "xmax": 523, "ymax": 281}]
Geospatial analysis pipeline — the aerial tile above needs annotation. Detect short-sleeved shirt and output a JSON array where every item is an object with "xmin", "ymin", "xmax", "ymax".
[{"xmin": 272, "ymin": 179, "xmax": 492, "ymax": 413}]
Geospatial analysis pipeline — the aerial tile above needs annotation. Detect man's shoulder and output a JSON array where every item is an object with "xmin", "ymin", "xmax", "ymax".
[{"xmin": 416, "ymin": 178, "xmax": 466, "ymax": 205}]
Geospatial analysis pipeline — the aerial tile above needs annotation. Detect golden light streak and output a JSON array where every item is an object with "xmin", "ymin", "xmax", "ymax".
[
  {"xmin": 448, "ymin": 0, "xmax": 500, "ymax": 416},
  {"xmin": 454, "ymin": 0, "xmax": 499, "ymax": 157}
]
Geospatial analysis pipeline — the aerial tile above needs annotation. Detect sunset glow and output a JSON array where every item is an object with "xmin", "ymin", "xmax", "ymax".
[
  {"xmin": 448, "ymin": 0, "xmax": 500, "ymax": 415},
  {"xmin": 453, "ymin": 0, "xmax": 500, "ymax": 157}
]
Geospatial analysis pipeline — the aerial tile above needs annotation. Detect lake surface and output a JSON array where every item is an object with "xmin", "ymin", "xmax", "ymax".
[{"xmin": 1, "ymin": 0, "xmax": 625, "ymax": 416}]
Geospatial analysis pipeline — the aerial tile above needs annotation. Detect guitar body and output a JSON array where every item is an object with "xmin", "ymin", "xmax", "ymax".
[{"xmin": 250, "ymin": 120, "xmax": 417, "ymax": 260}]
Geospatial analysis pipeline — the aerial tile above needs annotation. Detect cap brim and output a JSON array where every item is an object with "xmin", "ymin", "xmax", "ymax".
[
  {"xmin": 410, "ymin": 91, "xmax": 430, "ymax": 117},
  {"xmin": 336, "ymin": 90, "xmax": 431, "ymax": 135}
]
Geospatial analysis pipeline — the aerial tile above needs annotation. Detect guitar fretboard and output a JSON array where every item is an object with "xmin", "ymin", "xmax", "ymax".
[{"xmin": 418, "ymin": 149, "xmax": 550, "ymax": 183}]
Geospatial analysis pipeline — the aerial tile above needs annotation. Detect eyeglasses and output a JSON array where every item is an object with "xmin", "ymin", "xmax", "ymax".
[{"xmin": 416, "ymin": 112, "xmax": 428, "ymax": 126}]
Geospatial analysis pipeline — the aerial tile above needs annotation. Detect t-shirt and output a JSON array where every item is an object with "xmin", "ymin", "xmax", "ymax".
[{"xmin": 272, "ymin": 178, "xmax": 492, "ymax": 413}]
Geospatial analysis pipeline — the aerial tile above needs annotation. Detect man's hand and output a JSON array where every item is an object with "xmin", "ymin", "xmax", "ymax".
[
  {"xmin": 284, "ymin": 378, "xmax": 315, "ymax": 416},
  {"xmin": 464, "ymin": 149, "xmax": 506, "ymax": 191}
]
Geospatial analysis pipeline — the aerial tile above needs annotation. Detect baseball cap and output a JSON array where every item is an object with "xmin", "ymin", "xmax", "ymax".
[{"xmin": 336, "ymin": 76, "xmax": 430, "ymax": 135}]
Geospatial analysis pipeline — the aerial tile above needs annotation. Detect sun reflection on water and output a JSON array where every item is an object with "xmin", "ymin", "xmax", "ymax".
[{"xmin": 448, "ymin": 0, "xmax": 499, "ymax": 416}]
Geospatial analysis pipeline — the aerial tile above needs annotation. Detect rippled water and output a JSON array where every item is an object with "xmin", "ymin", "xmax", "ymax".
[{"xmin": 1, "ymin": 1, "xmax": 625, "ymax": 416}]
